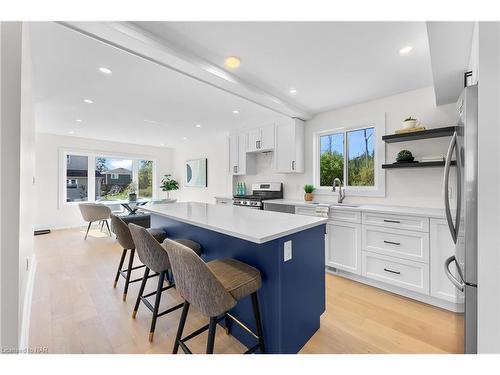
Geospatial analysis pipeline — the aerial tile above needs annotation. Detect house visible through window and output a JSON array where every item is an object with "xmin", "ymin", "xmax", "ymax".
[
  {"xmin": 318, "ymin": 126, "xmax": 375, "ymax": 188},
  {"xmin": 63, "ymin": 152, "xmax": 156, "ymax": 204},
  {"xmin": 65, "ymin": 154, "xmax": 88, "ymax": 202}
]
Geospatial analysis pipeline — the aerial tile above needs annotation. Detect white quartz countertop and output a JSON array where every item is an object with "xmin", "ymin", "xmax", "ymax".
[
  {"xmin": 141, "ymin": 202, "xmax": 327, "ymax": 244},
  {"xmin": 263, "ymin": 199, "xmax": 447, "ymax": 219}
]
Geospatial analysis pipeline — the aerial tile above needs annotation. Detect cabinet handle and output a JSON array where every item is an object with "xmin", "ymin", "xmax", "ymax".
[
  {"xmin": 291, "ymin": 160, "xmax": 295, "ymax": 170},
  {"xmin": 383, "ymin": 268, "xmax": 401, "ymax": 275},
  {"xmin": 233, "ymin": 166, "xmax": 238, "ymax": 173},
  {"xmin": 383, "ymin": 219, "xmax": 401, "ymax": 224},
  {"xmin": 258, "ymin": 140, "xmax": 261, "ymax": 149},
  {"xmin": 383, "ymin": 240, "xmax": 401, "ymax": 246},
  {"xmin": 256, "ymin": 140, "xmax": 259, "ymax": 149}
]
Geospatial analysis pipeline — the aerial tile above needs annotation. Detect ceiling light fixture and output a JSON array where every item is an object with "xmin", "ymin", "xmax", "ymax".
[
  {"xmin": 289, "ymin": 88, "xmax": 298, "ymax": 95},
  {"xmin": 75, "ymin": 119, "xmax": 83, "ymax": 123},
  {"xmin": 195, "ymin": 124, "xmax": 201, "ymax": 128},
  {"xmin": 68, "ymin": 131, "xmax": 74, "ymax": 135},
  {"xmin": 98, "ymin": 67, "xmax": 112, "ymax": 74},
  {"xmin": 160, "ymin": 143, "xmax": 165, "ymax": 146},
  {"xmin": 399, "ymin": 46, "xmax": 413, "ymax": 55},
  {"xmin": 182, "ymin": 137, "xmax": 188, "ymax": 140},
  {"xmin": 224, "ymin": 56, "xmax": 241, "ymax": 69},
  {"xmin": 232, "ymin": 110, "xmax": 240, "ymax": 115},
  {"xmin": 83, "ymin": 99, "xmax": 93, "ymax": 104}
]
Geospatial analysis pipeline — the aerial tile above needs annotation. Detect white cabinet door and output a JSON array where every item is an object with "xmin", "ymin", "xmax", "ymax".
[
  {"xmin": 236, "ymin": 133, "xmax": 247, "ymax": 175},
  {"xmin": 247, "ymin": 128, "xmax": 260, "ymax": 152},
  {"xmin": 274, "ymin": 119, "xmax": 304, "ymax": 173},
  {"xmin": 430, "ymin": 218, "xmax": 464, "ymax": 304},
  {"xmin": 229, "ymin": 134, "xmax": 239, "ymax": 174},
  {"xmin": 326, "ymin": 221, "xmax": 362, "ymax": 274},
  {"xmin": 260, "ymin": 124, "xmax": 275, "ymax": 151}
]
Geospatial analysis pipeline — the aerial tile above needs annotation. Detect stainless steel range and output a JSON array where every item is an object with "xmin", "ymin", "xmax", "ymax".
[{"xmin": 233, "ymin": 182, "xmax": 283, "ymax": 210}]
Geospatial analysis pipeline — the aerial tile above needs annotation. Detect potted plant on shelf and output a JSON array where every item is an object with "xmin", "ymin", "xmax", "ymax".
[
  {"xmin": 403, "ymin": 116, "xmax": 418, "ymax": 129},
  {"xmin": 160, "ymin": 174, "xmax": 179, "ymax": 200},
  {"xmin": 304, "ymin": 184, "xmax": 315, "ymax": 202},
  {"xmin": 396, "ymin": 149, "xmax": 415, "ymax": 163}
]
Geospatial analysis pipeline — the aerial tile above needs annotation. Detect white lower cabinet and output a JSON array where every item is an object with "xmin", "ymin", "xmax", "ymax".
[
  {"xmin": 430, "ymin": 218, "xmax": 464, "ymax": 304},
  {"xmin": 362, "ymin": 251, "xmax": 430, "ymax": 294},
  {"xmin": 326, "ymin": 221, "xmax": 361, "ymax": 275}
]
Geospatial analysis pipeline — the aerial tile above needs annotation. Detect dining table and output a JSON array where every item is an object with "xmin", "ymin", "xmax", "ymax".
[{"xmin": 98, "ymin": 198, "xmax": 177, "ymax": 214}]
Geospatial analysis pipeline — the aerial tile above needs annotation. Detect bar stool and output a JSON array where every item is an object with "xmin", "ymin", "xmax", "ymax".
[
  {"xmin": 110, "ymin": 214, "xmax": 167, "ymax": 301},
  {"xmin": 128, "ymin": 223, "xmax": 202, "ymax": 342},
  {"xmin": 164, "ymin": 239, "xmax": 265, "ymax": 354}
]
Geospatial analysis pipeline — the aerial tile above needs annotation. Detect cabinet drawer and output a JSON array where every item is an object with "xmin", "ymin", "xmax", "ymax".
[
  {"xmin": 362, "ymin": 226, "xmax": 429, "ymax": 263},
  {"xmin": 362, "ymin": 212, "xmax": 429, "ymax": 232},
  {"xmin": 295, "ymin": 206, "xmax": 317, "ymax": 217},
  {"xmin": 329, "ymin": 209, "xmax": 361, "ymax": 223},
  {"xmin": 362, "ymin": 251, "xmax": 429, "ymax": 294}
]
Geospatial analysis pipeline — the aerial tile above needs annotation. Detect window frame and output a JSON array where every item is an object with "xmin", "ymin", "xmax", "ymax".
[
  {"xmin": 313, "ymin": 114, "xmax": 386, "ymax": 197},
  {"xmin": 59, "ymin": 148, "xmax": 157, "ymax": 207}
]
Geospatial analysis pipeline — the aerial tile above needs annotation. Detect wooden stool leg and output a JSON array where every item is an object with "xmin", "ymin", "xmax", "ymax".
[
  {"xmin": 132, "ymin": 267, "xmax": 149, "ymax": 319},
  {"xmin": 149, "ymin": 271, "xmax": 165, "ymax": 342},
  {"xmin": 173, "ymin": 302, "xmax": 190, "ymax": 354},
  {"xmin": 113, "ymin": 249, "xmax": 127, "ymax": 288},
  {"xmin": 123, "ymin": 249, "xmax": 135, "ymax": 301},
  {"xmin": 206, "ymin": 316, "xmax": 217, "ymax": 354},
  {"xmin": 251, "ymin": 292, "xmax": 265, "ymax": 353}
]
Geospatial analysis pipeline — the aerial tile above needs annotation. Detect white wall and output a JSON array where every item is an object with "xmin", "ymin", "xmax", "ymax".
[
  {"xmin": 34, "ymin": 133, "xmax": 174, "ymax": 229},
  {"xmin": 477, "ymin": 21, "xmax": 500, "ymax": 354},
  {"xmin": 172, "ymin": 135, "xmax": 232, "ymax": 203},
  {"xmin": 235, "ymin": 86, "xmax": 456, "ymax": 208},
  {"xmin": 18, "ymin": 22, "xmax": 36, "ymax": 349}
]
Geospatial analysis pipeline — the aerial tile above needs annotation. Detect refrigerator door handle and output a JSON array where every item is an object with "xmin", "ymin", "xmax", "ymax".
[
  {"xmin": 444, "ymin": 131, "xmax": 460, "ymax": 243},
  {"xmin": 444, "ymin": 255, "xmax": 465, "ymax": 292}
]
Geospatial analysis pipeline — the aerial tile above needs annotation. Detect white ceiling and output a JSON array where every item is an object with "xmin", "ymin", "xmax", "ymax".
[
  {"xmin": 30, "ymin": 21, "xmax": 435, "ymax": 148},
  {"xmin": 29, "ymin": 22, "xmax": 286, "ymax": 148},
  {"xmin": 134, "ymin": 21, "xmax": 434, "ymax": 113}
]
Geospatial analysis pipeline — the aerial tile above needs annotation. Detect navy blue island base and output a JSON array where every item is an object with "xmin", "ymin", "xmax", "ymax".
[{"xmin": 151, "ymin": 213, "xmax": 326, "ymax": 354}]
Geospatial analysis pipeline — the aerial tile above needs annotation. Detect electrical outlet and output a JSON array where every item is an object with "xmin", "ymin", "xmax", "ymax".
[{"xmin": 284, "ymin": 240, "xmax": 292, "ymax": 262}]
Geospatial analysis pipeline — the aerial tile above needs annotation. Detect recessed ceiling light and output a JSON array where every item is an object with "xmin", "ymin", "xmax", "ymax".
[
  {"xmin": 75, "ymin": 119, "xmax": 83, "ymax": 123},
  {"xmin": 232, "ymin": 110, "xmax": 240, "ymax": 115},
  {"xmin": 289, "ymin": 88, "xmax": 298, "ymax": 95},
  {"xmin": 83, "ymin": 99, "xmax": 93, "ymax": 104},
  {"xmin": 182, "ymin": 137, "xmax": 188, "ymax": 140},
  {"xmin": 68, "ymin": 131, "xmax": 74, "ymax": 135},
  {"xmin": 399, "ymin": 46, "xmax": 413, "ymax": 55},
  {"xmin": 195, "ymin": 124, "xmax": 201, "ymax": 128},
  {"xmin": 224, "ymin": 56, "xmax": 241, "ymax": 69},
  {"xmin": 159, "ymin": 143, "xmax": 165, "ymax": 146},
  {"xmin": 98, "ymin": 67, "xmax": 112, "ymax": 74}
]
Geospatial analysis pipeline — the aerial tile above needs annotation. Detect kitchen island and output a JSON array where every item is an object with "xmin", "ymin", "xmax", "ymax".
[{"xmin": 141, "ymin": 202, "xmax": 327, "ymax": 354}]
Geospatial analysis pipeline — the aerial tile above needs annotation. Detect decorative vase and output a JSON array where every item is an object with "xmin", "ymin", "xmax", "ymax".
[
  {"xmin": 304, "ymin": 193, "xmax": 313, "ymax": 201},
  {"xmin": 166, "ymin": 191, "xmax": 170, "ymax": 200},
  {"xmin": 402, "ymin": 119, "xmax": 418, "ymax": 129},
  {"xmin": 128, "ymin": 192, "xmax": 137, "ymax": 202}
]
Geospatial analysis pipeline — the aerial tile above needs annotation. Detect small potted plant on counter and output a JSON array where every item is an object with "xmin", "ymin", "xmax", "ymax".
[
  {"xmin": 304, "ymin": 184, "xmax": 315, "ymax": 201},
  {"xmin": 160, "ymin": 174, "xmax": 179, "ymax": 200}
]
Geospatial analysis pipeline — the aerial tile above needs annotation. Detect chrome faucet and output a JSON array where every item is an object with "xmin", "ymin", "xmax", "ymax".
[{"xmin": 332, "ymin": 178, "xmax": 345, "ymax": 203}]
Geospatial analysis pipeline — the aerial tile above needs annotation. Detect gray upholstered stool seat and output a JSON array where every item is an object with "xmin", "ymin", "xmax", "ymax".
[
  {"xmin": 207, "ymin": 258, "xmax": 262, "ymax": 301},
  {"xmin": 164, "ymin": 239, "xmax": 265, "ymax": 354},
  {"xmin": 149, "ymin": 228, "xmax": 167, "ymax": 243},
  {"xmin": 164, "ymin": 238, "xmax": 202, "ymax": 257},
  {"xmin": 110, "ymin": 214, "xmax": 167, "ymax": 301},
  {"xmin": 128, "ymin": 224, "xmax": 203, "ymax": 342}
]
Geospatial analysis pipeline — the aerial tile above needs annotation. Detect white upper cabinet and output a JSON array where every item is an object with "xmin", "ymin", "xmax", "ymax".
[
  {"xmin": 274, "ymin": 118, "xmax": 305, "ymax": 173},
  {"xmin": 246, "ymin": 125, "xmax": 275, "ymax": 152},
  {"xmin": 229, "ymin": 133, "xmax": 255, "ymax": 175}
]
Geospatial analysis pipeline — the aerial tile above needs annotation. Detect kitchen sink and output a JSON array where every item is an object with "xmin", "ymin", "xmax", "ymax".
[{"xmin": 329, "ymin": 203, "xmax": 360, "ymax": 208}]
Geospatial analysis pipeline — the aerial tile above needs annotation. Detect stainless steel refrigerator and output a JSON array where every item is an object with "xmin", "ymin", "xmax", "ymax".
[{"xmin": 443, "ymin": 84, "xmax": 478, "ymax": 354}]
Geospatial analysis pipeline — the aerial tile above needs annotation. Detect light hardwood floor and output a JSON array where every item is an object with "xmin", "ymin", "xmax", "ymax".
[{"xmin": 29, "ymin": 226, "xmax": 464, "ymax": 354}]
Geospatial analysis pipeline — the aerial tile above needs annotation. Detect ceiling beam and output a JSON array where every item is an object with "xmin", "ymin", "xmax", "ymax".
[{"xmin": 57, "ymin": 21, "xmax": 312, "ymax": 120}]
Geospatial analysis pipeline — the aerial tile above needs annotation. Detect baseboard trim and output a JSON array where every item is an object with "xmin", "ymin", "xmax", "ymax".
[
  {"xmin": 19, "ymin": 253, "xmax": 37, "ymax": 351},
  {"xmin": 326, "ymin": 266, "xmax": 464, "ymax": 313}
]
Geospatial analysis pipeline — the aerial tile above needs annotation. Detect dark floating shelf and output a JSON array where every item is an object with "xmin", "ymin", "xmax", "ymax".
[
  {"xmin": 382, "ymin": 160, "xmax": 456, "ymax": 169},
  {"xmin": 382, "ymin": 126, "xmax": 456, "ymax": 143}
]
